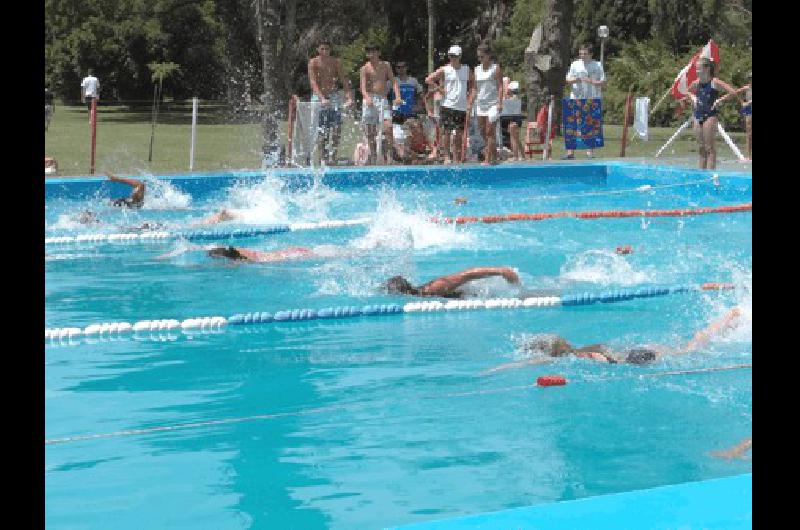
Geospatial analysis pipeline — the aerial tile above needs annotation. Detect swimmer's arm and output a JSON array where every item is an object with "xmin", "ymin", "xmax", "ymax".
[
  {"xmin": 194, "ymin": 209, "xmax": 235, "ymax": 226},
  {"xmin": 710, "ymin": 437, "xmax": 751, "ymax": 460},
  {"xmin": 421, "ymin": 268, "xmax": 520, "ymax": 297},
  {"xmin": 480, "ymin": 357, "xmax": 553, "ymax": 376},
  {"xmin": 679, "ymin": 308, "xmax": 742, "ymax": 354},
  {"xmin": 712, "ymin": 79, "xmax": 742, "ymax": 108},
  {"xmin": 106, "ymin": 172, "xmax": 144, "ymax": 189}
]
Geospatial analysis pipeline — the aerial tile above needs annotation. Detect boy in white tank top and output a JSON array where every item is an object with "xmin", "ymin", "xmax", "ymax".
[
  {"xmin": 425, "ymin": 45, "xmax": 476, "ymax": 164},
  {"xmin": 473, "ymin": 44, "xmax": 504, "ymax": 164}
]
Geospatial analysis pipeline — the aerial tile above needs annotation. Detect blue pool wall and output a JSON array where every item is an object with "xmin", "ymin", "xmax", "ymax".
[{"xmin": 44, "ymin": 161, "xmax": 752, "ymax": 202}]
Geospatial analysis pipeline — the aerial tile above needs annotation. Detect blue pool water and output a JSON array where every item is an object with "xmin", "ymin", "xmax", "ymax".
[{"xmin": 45, "ymin": 162, "xmax": 752, "ymax": 528}]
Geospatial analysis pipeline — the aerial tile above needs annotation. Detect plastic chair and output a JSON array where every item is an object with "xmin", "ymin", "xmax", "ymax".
[{"xmin": 525, "ymin": 105, "xmax": 556, "ymax": 159}]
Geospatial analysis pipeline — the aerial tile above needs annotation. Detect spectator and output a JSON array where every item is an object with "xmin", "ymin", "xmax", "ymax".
[
  {"xmin": 389, "ymin": 60, "xmax": 424, "ymax": 125},
  {"xmin": 425, "ymin": 45, "xmax": 475, "ymax": 164},
  {"xmin": 423, "ymin": 79, "xmax": 444, "ymax": 162},
  {"xmin": 45, "ymin": 88, "xmax": 55, "ymax": 131},
  {"xmin": 686, "ymin": 57, "xmax": 739, "ymax": 170},
  {"xmin": 564, "ymin": 44, "xmax": 605, "ymax": 159},
  {"xmin": 308, "ymin": 40, "xmax": 354, "ymax": 165},
  {"xmin": 360, "ymin": 45, "xmax": 402, "ymax": 165},
  {"xmin": 500, "ymin": 81, "xmax": 525, "ymax": 161},
  {"xmin": 80, "ymin": 69, "xmax": 100, "ymax": 113},
  {"xmin": 473, "ymin": 44, "xmax": 504, "ymax": 165},
  {"xmin": 736, "ymin": 72, "xmax": 752, "ymax": 161}
]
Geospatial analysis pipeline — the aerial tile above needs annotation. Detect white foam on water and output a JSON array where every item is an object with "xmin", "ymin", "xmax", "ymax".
[
  {"xmin": 559, "ymin": 249, "xmax": 651, "ymax": 286},
  {"xmin": 352, "ymin": 189, "xmax": 473, "ymax": 251},
  {"xmin": 142, "ymin": 178, "xmax": 192, "ymax": 210}
]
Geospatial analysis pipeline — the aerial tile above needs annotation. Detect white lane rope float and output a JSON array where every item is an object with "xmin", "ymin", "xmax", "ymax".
[
  {"xmin": 44, "ymin": 363, "xmax": 751, "ymax": 446},
  {"xmin": 44, "ymin": 218, "xmax": 370, "ymax": 246},
  {"xmin": 45, "ymin": 284, "xmax": 719, "ymax": 347}
]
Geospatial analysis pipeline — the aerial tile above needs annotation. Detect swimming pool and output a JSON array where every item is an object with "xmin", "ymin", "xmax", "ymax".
[{"xmin": 45, "ymin": 161, "xmax": 752, "ymax": 528}]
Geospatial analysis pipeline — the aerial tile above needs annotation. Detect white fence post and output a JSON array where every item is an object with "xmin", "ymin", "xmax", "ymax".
[{"xmin": 189, "ymin": 97, "xmax": 198, "ymax": 171}]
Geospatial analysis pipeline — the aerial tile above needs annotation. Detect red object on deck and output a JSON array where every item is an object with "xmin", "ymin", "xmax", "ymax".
[{"xmin": 537, "ymin": 375, "xmax": 567, "ymax": 387}]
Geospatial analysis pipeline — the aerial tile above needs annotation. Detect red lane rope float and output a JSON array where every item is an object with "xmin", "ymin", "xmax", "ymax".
[
  {"xmin": 434, "ymin": 203, "xmax": 752, "ymax": 225},
  {"xmin": 537, "ymin": 375, "xmax": 567, "ymax": 387}
]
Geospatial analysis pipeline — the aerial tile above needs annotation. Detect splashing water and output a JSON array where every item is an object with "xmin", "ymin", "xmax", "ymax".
[
  {"xmin": 142, "ymin": 178, "xmax": 192, "ymax": 210},
  {"xmin": 352, "ymin": 189, "xmax": 473, "ymax": 250},
  {"xmin": 559, "ymin": 249, "xmax": 652, "ymax": 286},
  {"xmin": 220, "ymin": 175, "xmax": 290, "ymax": 225}
]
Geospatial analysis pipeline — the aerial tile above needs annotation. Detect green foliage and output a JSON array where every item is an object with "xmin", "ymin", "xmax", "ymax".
[
  {"xmin": 148, "ymin": 62, "xmax": 180, "ymax": 84},
  {"xmin": 494, "ymin": 0, "xmax": 544, "ymax": 89},
  {"xmin": 603, "ymin": 38, "xmax": 751, "ymax": 129},
  {"xmin": 571, "ymin": 0, "xmax": 653, "ymax": 57},
  {"xmin": 337, "ymin": 26, "xmax": 391, "ymax": 92}
]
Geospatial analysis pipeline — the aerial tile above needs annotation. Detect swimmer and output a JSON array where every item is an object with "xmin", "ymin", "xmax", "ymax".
[
  {"xmin": 615, "ymin": 245, "xmax": 632, "ymax": 255},
  {"xmin": 77, "ymin": 210, "xmax": 100, "ymax": 224},
  {"xmin": 194, "ymin": 209, "xmax": 239, "ymax": 226},
  {"xmin": 107, "ymin": 172, "xmax": 145, "ymax": 208},
  {"xmin": 710, "ymin": 436, "xmax": 752, "ymax": 460},
  {"xmin": 157, "ymin": 243, "xmax": 355, "ymax": 262},
  {"xmin": 383, "ymin": 267, "xmax": 520, "ymax": 299},
  {"xmin": 482, "ymin": 307, "xmax": 743, "ymax": 374}
]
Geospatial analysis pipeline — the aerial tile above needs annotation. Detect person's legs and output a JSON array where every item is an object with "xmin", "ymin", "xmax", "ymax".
[
  {"xmin": 383, "ymin": 118, "xmax": 394, "ymax": 163},
  {"xmin": 478, "ymin": 116, "xmax": 494, "ymax": 165},
  {"xmin": 509, "ymin": 121, "xmax": 521, "ymax": 160},
  {"xmin": 704, "ymin": 117, "xmax": 718, "ymax": 170},
  {"xmin": 441, "ymin": 127, "xmax": 453, "ymax": 163},
  {"xmin": 365, "ymin": 124, "xmax": 377, "ymax": 165},
  {"xmin": 330, "ymin": 123, "xmax": 342, "ymax": 164},
  {"xmin": 745, "ymin": 115, "xmax": 752, "ymax": 160},
  {"xmin": 453, "ymin": 125, "xmax": 465, "ymax": 163},
  {"xmin": 694, "ymin": 119, "xmax": 707, "ymax": 169},
  {"xmin": 485, "ymin": 118, "xmax": 498, "ymax": 164}
]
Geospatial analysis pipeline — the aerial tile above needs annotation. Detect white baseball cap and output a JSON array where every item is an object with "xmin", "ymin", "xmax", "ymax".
[
  {"xmin": 448, "ymin": 45, "xmax": 462, "ymax": 56},
  {"xmin": 508, "ymin": 81, "xmax": 520, "ymax": 91}
]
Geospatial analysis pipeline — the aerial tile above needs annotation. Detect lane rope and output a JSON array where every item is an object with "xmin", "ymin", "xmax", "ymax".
[
  {"xmin": 45, "ymin": 283, "xmax": 730, "ymax": 346},
  {"xmin": 44, "ymin": 203, "xmax": 751, "ymax": 246}
]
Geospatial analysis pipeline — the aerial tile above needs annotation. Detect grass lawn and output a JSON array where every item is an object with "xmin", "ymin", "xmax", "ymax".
[{"xmin": 45, "ymin": 103, "xmax": 749, "ymax": 176}]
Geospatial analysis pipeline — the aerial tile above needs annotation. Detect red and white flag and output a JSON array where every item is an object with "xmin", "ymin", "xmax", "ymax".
[{"xmin": 671, "ymin": 40, "xmax": 720, "ymax": 101}]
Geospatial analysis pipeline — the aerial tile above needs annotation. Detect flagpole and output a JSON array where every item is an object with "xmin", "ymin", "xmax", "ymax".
[{"xmin": 649, "ymin": 86, "xmax": 673, "ymax": 116}]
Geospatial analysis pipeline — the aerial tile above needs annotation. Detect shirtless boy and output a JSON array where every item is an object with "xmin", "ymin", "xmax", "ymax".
[
  {"xmin": 308, "ymin": 41, "xmax": 354, "ymax": 164},
  {"xmin": 360, "ymin": 45, "xmax": 402, "ymax": 165}
]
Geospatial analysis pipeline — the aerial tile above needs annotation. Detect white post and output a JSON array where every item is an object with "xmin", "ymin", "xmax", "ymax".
[
  {"xmin": 716, "ymin": 122, "xmax": 746, "ymax": 161},
  {"xmin": 189, "ymin": 97, "xmax": 198, "ymax": 171},
  {"xmin": 376, "ymin": 99, "xmax": 384, "ymax": 163},
  {"xmin": 655, "ymin": 119, "xmax": 692, "ymax": 158},
  {"xmin": 544, "ymin": 96, "xmax": 554, "ymax": 160}
]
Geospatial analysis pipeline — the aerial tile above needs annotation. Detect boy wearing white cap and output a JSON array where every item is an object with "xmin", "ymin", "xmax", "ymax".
[{"xmin": 425, "ymin": 45, "xmax": 475, "ymax": 163}]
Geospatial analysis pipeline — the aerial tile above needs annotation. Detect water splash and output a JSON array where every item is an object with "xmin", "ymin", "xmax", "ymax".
[
  {"xmin": 352, "ymin": 189, "xmax": 473, "ymax": 251},
  {"xmin": 559, "ymin": 249, "xmax": 651, "ymax": 286},
  {"xmin": 142, "ymin": 178, "xmax": 192, "ymax": 210}
]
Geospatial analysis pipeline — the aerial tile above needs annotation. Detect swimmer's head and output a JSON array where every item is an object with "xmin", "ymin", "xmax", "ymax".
[
  {"xmin": 522, "ymin": 334, "xmax": 574, "ymax": 357},
  {"xmin": 207, "ymin": 246, "xmax": 245, "ymax": 260},
  {"xmin": 623, "ymin": 348, "xmax": 659, "ymax": 365},
  {"xmin": 383, "ymin": 275, "xmax": 417, "ymax": 295}
]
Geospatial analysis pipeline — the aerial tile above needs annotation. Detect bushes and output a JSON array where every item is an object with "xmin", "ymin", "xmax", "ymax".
[{"xmin": 603, "ymin": 38, "xmax": 751, "ymax": 130}]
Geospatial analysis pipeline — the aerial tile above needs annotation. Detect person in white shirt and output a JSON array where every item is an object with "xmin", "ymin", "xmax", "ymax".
[
  {"xmin": 425, "ymin": 45, "xmax": 476, "ymax": 164},
  {"xmin": 564, "ymin": 44, "xmax": 605, "ymax": 159},
  {"xmin": 80, "ymin": 69, "xmax": 100, "ymax": 113},
  {"xmin": 472, "ymin": 44, "xmax": 504, "ymax": 165}
]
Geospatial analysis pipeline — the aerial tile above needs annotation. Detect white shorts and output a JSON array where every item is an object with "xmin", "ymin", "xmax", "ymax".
[
  {"xmin": 362, "ymin": 96, "xmax": 391, "ymax": 126},
  {"xmin": 476, "ymin": 104, "xmax": 498, "ymax": 117}
]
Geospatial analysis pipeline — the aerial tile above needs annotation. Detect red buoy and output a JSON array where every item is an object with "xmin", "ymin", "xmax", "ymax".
[{"xmin": 537, "ymin": 375, "xmax": 567, "ymax": 387}]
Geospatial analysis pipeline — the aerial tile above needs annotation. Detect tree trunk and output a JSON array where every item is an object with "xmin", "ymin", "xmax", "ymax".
[
  {"xmin": 524, "ymin": 0, "xmax": 574, "ymax": 126},
  {"xmin": 257, "ymin": 0, "xmax": 282, "ymax": 165},
  {"xmin": 427, "ymin": 0, "xmax": 435, "ymax": 73}
]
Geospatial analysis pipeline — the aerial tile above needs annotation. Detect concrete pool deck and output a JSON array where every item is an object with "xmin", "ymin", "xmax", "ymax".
[{"xmin": 392, "ymin": 473, "xmax": 752, "ymax": 529}]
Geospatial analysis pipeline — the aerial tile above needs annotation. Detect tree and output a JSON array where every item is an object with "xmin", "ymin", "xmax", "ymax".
[{"xmin": 524, "ymin": 0, "xmax": 574, "ymax": 124}]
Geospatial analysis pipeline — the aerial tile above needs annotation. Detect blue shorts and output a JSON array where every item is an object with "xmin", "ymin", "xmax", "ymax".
[
  {"xmin": 311, "ymin": 93, "xmax": 342, "ymax": 129},
  {"xmin": 740, "ymin": 106, "xmax": 752, "ymax": 117}
]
